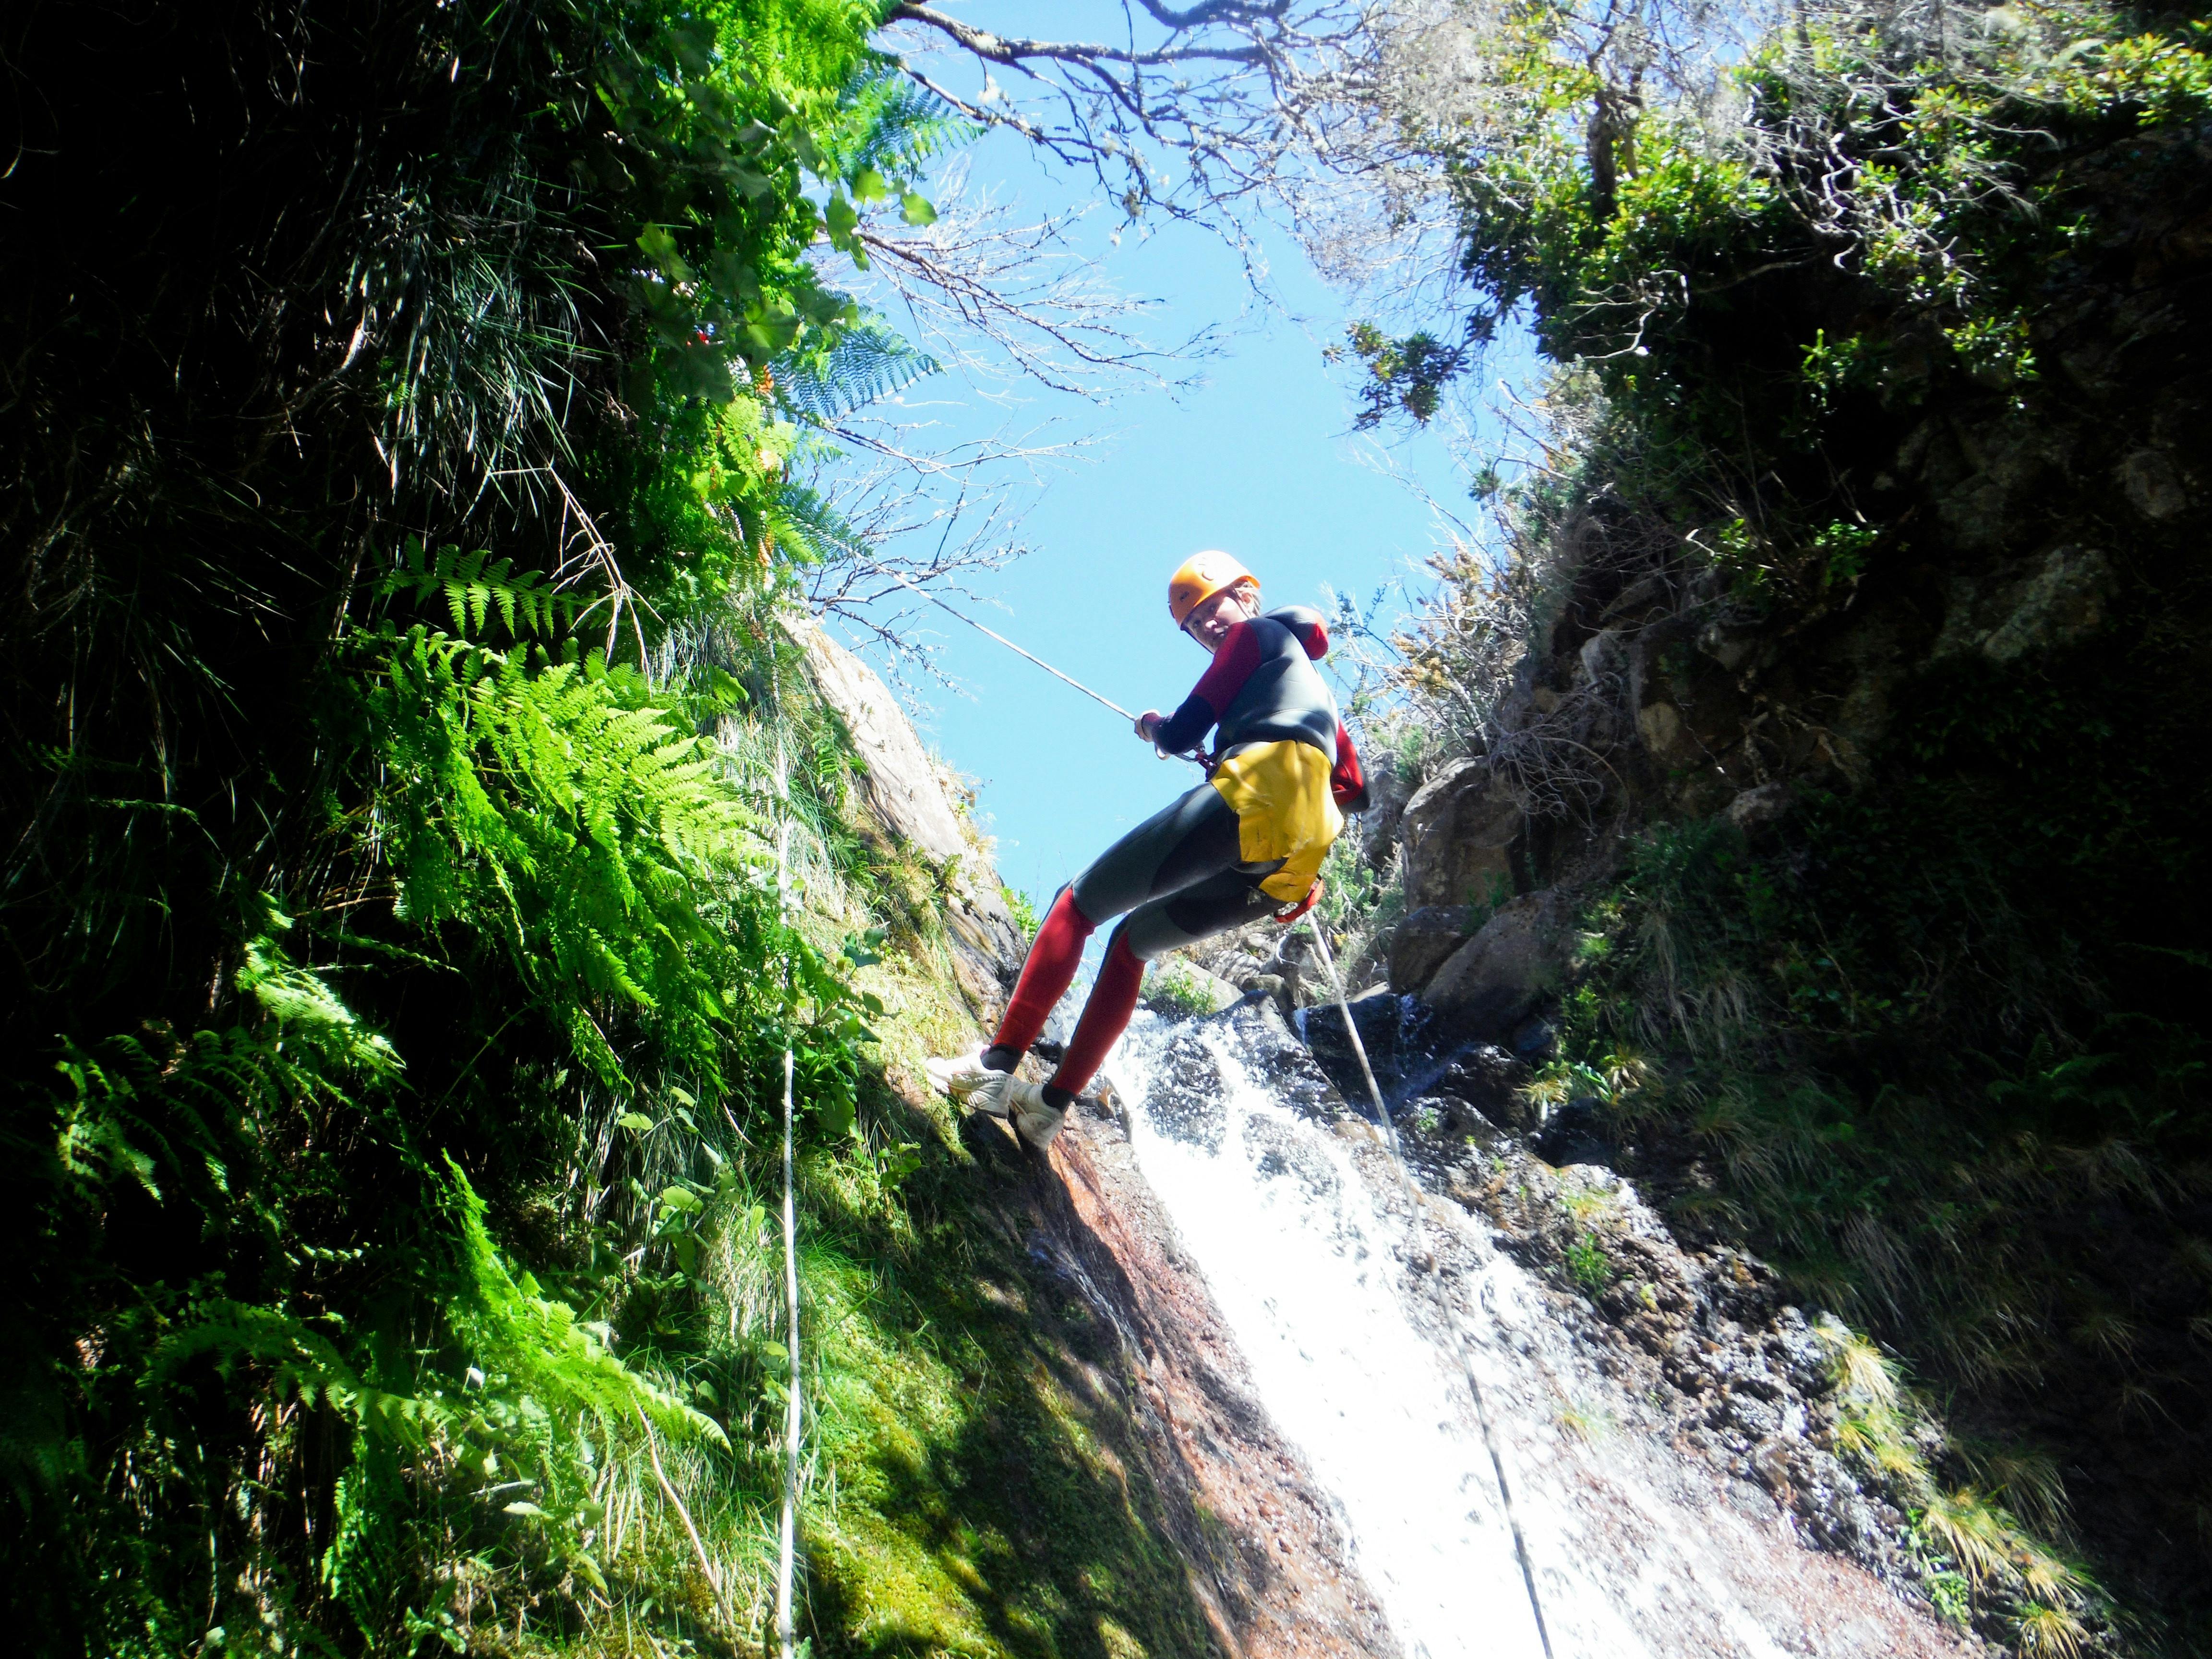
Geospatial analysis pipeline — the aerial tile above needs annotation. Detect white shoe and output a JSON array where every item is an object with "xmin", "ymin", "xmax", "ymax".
[
  {"xmin": 1005, "ymin": 1080, "xmax": 1068, "ymax": 1150},
  {"xmin": 925, "ymin": 1048, "xmax": 1005, "ymax": 1105},
  {"xmin": 967, "ymin": 1070, "xmax": 1023, "ymax": 1121}
]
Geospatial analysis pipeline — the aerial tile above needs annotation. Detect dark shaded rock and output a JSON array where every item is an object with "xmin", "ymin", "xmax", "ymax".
[
  {"xmin": 1396, "ymin": 757, "xmax": 1524, "ymax": 911},
  {"xmin": 1386, "ymin": 905, "xmax": 1472, "ymax": 995},
  {"xmin": 1724, "ymin": 782, "xmax": 1793, "ymax": 835},
  {"xmin": 1510, "ymin": 1018, "xmax": 1556, "ymax": 1061},
  {"xmin": 1934, "ymin": 542, "xmax": 2113, "ymax": 663},
  {"xmin": 1429, "ymin": 1043, "xmax": 1527, "ymax": 1129},
  {"xmin": 1399, "ymin": 1093, "xmax": 1509, "ymax": 1149},
  {"xmin": 1422, "ymin": 893, "xmax": 1571, "ymax": 1041},
  {"xmin": 1298, "ymin": 991, "xmax": 1434, "ymax": 1107},
  {"xmin": 1534, "ymin": 1096, "xmax": 1614, "ymax": 1168},
  {"xmin": 2117, "ymin": 446, "xmax": 2190, "ymax": 521}
]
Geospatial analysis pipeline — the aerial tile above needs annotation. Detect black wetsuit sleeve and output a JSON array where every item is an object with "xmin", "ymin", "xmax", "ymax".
[
  {"xmin": 1153, "ymin": 619, "xmax": 1263, "ymax": 754},
  {"xmin": 1153, "ymin": 693, "xmax": 1216, "ymax": 756}
]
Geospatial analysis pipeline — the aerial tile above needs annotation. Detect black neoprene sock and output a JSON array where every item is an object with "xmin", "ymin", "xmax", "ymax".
[
  {"xmin": 981, "ymin": 1044, "xmax": 1022, "ymax": 1073},
  {"xmin": 1041, "ymin": 1083, "xmax": 1075, "ymax": 1110}
]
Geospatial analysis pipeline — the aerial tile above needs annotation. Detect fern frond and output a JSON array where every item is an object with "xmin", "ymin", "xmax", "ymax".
[
  {"xmin": 829, "ymin": 65, "xmax": 979, "ymax": 180},
  {"xmin": 378, "ymin": 538, "xmax": 575, "ymax": 638},
  {"xmin": 775, "ymin": 316, "xmax": 938, "ymax": 421},
  {"xmin": 762, "ymin": 481, "xmax": 870, "ymax": 568},
  {"xmin": 442, "ymin": 1160, "xmax": 725, "ymax": 1447}
]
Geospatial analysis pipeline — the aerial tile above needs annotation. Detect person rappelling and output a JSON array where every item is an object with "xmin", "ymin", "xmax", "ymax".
[{"xmin": 929, "ymin": 551, "xmax": 1370, "ymax": 1149}]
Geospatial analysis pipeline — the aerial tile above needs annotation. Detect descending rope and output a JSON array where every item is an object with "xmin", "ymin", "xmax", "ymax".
[
  {"xmin": 861, "ymin": 560, "xmax": 1143, "ymax": 721},
  {"xmin": 776, "ymin": 1045, "xmax": 801, "ymax": 1659},
  {"xmin": 857, "ymin": 560, "xmax": 1209, "ymax": 771},
  {"xmin": 769, "ymin": 657, "xmax": 803, "ymax": 1659},
  {"xmin": 1305, "ymin": 919, "xmax": 1557, "ymax": 1659}
]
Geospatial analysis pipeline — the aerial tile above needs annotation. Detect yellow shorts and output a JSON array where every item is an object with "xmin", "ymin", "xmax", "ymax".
[{"xmin": 1208, "ymin": 739, "xmax": 1344, "ymax": 904}]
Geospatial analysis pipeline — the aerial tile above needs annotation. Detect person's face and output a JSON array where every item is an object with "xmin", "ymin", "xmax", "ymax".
[{"xmin": 1183, "ymin": 585, "xmax": 1256, "ymax": 653}]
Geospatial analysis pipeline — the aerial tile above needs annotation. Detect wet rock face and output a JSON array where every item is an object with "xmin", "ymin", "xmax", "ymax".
[
  {"xmin": 1422, "ymin": 1140, "xmax": 1920, "ymax": 1581},
  {"xmin": 964, "ymin": 1076, "xmax": 1403, "ymax": 1658},
  {"xmin": 1235, "ymin": 1001, "xmax": 1356, "ymax": 1122},
  {"xmin": 1296, "ymin": 991, "xmax": 1434, "ymax": 1108},
  {"xmin": 1139, "ymin": 1025, "xmax": 1235, "ymax": 1152},
  {"xmin": 1273, "ymin": 988, "xmax": 1933, "ymax": 1591}
]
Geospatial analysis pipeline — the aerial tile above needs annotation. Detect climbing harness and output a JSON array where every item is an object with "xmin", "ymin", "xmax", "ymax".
[{"xmin": 1304, "ymin": 920, "xmax": 1558, "ymax": 1659}]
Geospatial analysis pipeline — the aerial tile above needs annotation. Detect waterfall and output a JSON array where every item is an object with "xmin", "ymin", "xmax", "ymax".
[{"xmin": 1100, "ymin": 1008, "xmax": 1879, "ymax": 1659}]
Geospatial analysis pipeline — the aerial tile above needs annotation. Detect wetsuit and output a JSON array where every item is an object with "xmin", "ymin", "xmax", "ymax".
[{"xmin": 986, "ymin": 606, "xmax": 1370, "ymax": 1102}]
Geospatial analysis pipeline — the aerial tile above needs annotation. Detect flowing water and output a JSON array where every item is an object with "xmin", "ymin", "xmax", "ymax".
[{"xmin": 1097, "ymin": 1008, "xmax": 1944, "ymax": 1659}]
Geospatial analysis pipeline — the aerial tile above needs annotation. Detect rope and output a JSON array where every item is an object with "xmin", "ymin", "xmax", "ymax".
[
  {"xmin": 769, "ymin": 660, "xmax": 803, "ymax": 1659},
  {"xmin": 776, "ymin": 1045, "xmax": 801, "ymax": 1659},
  {"xmin": 859, "ymin": 561, "xmax": 1210, "ymax": 772},
  {"xmin": 1304, "ymin": 918, "xmax": 1557, "ymax": 1659},
  {"xmin": 864, "ymin": 561, "xmax": 1142, "ymax": 721}
]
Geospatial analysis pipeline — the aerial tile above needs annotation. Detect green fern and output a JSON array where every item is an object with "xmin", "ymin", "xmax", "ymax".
[
  {"xmin": 377, "ymin": 537, "xmax": 576, "ymax": 638},
  {"xmin": 361, "ymin": 621, "xmax": 776, "ymax": 1086},
  {"xmin": 826, "ymin": 65, "xmax": 979, "ymax": 181},
  {"xmin": 775, "ymin": 315, "xmax": 940, "ymax": 422}
]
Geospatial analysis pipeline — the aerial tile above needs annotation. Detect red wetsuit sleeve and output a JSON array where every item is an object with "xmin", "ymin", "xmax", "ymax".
[
  {"xmin": 1153, "ymin": 618, "xmax": 1263, "ymax": 754},
  {"xmin": 1331, "ymin": 720, "xmax": 1370, "ymax": 812}
]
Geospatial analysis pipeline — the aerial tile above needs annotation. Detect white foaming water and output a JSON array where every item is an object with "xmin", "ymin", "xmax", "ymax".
[{"xmin": 1104, "ymin": 1014, "xmax": 1806, "ymax": 1659}]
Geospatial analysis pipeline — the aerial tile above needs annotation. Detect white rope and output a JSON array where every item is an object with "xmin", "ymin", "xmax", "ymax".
[
  {"xmin": 858, "ymin": 562, "xmax": 1214, "ymax": 772},
  {"xmin": 863, "ymin": 560, "xmax": 1141, "ymax": 721},
  {"xmin": 770, "ymin": 660, "xmax": 803, "ymax": 1659},
  {"xmin": 1304, "ymin": 918, "xmax": 1556, "ymax": 1659},
  {"xmin": 776, "ymin": 1044, "xmax": 801, "ymax": 1659}
]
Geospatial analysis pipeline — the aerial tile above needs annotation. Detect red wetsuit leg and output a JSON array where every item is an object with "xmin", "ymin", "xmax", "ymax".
[
  {"xmin": 990, "ymin": 886, "xmax": 1095, "ymax": 1055},
  {"xmin": 1048, "ymin": 932, "xmax": 1145, "ymax": 1096}
]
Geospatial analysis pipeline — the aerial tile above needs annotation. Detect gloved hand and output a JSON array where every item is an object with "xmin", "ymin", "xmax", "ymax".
[
  {"xmin": 1272, "ymin": 878, "xmax": 1323, "ymax": 926},
  {"xmin": 1133, "ymin": 709, "xmax": 1162, "ymax": 744}
]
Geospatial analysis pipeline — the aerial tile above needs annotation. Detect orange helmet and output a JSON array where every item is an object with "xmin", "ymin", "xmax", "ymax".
[{"xmin": 1167, "ymin": 550, "xmax": 1257, "ymax": 627}]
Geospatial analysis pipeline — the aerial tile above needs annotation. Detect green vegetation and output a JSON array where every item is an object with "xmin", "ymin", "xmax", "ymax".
[
  {"xmin": 1144, "ymin": 959, "xmax": 1231, "ymax": 1021},
  {"xmin": 1354, "ymin": 0, "xmax": 2212, "ymax": 1643},
  {"xmin": 0, "ymin": 3, "xmax": 1239, "ymax": 1654}
]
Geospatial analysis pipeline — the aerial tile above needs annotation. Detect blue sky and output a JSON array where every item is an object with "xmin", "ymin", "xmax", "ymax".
[{"xmin": 828, "ymin": 112, "xmax": 1501, "ymax": 908}]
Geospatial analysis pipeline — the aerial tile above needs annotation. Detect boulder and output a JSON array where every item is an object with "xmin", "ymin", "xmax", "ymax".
[
  {"xmin": 793, "ymin": 619, "xmax": 970, "ymax": 864},
  {"xmin": 1142, "ymin": 960, "xmax": 1244, "ymax": 1018},
  {"xmin": 1355, "ymin": 751, "xmax": 1419, "ymax": 866},
  {"xmin": 1534, "ymin": 1096, "xmax": 1615, "ymax": 1169},
  {"xmin": 1425, "ymin": 1043, "xmax": 1527, "ymax": 1131},
  {"xmin": 2117, "ymin": 447, "xmax": 2190, "ymax": 522},
  {"xmin": 1396, "ymin": 757, "xmax": 1523, "ymax": 912},
  {"xmin": 1422, "ymin": 892, "xmax": 1571, "ymax": 1041},
  {"xmin": 1724, "ymin": 782, "xmax": 1793, "ymax": 835},
  {"xmin": 789, "ymin": 617, "xmax": 1025, "ymax": 987},
  {"xmin": 1387, "ymin": 905, "xmax": 1473, "ymax": 994},
  {"xmin": 1934, "ymin": 543, "xmax": 2113, "ymax": 664}
]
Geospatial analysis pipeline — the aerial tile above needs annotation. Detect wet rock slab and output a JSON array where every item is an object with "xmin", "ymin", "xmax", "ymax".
[{"xmin": 961, "ymin": 1085, "xmax": 1402, "ymax": 1659}]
